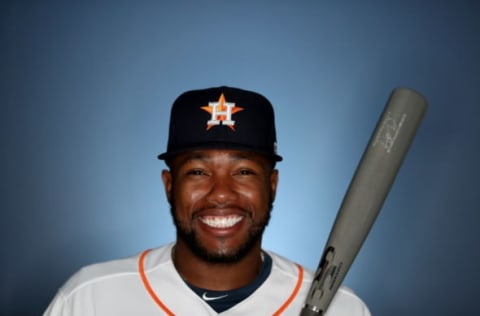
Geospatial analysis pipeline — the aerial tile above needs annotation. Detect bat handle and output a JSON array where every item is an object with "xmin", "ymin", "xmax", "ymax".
[{"xmin": 300, "ymin": 306, "xmax": 323, "ymax": 316}]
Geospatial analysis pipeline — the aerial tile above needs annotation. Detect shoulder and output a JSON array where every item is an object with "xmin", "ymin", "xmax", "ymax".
[
  {"xmin": 327, "ymin": 286, "xmax": 371, "ymax": 316},
  {"xmin": 58, "ymin": 243, "xmax": 174, "ymax": 298},
  {"xmin": 265, "ymin": 250, "xmax": 371, "ymax": 316},
  {"xmin": 266, "ymin": 250, "xmax": 313, "ymax": 277}
]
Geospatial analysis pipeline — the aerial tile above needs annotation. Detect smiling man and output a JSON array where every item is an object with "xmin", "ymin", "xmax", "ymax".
[{"xmin": 44, "ymin": 87, "xmax": 371, "ymax": 315}]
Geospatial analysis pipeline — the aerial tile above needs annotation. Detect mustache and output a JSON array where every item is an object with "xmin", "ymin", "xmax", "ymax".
[{"xmin": 191, "ymin": 203, "xmax": 253, "ymax": 218}]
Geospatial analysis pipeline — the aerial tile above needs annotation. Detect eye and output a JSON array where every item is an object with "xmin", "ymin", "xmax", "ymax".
[
  {"xmin": 186, "ymin": 169, "xmax": 207, "ymax": 176},
  {"xmin": 237, "ymin": 168, "xmax": 256, "ymax": 176}
]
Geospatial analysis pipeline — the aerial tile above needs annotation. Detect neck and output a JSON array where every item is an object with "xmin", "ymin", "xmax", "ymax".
[{"xmin": 172, "ymin": 242, "xmax": 263, "ymax": 291}]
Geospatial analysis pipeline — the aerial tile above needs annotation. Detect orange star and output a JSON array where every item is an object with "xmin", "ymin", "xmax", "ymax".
[{"xmin": 201, "ymin": 93, "xmax": 244, "ymax": 130}]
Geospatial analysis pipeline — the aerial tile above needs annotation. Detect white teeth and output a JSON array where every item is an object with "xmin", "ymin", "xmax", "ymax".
[{"xmin": 200, "ymin": 216, "xmax": 243, "ymax": 228}]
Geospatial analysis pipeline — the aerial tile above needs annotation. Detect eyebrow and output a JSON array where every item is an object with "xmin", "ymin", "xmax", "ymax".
[{"xmin": 176, "ymin": 151, "xmax": 258, "ymax": 166}]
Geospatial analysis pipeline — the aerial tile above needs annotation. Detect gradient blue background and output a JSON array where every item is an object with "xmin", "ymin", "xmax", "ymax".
[{"xmin": 2, "ymin": 1, "xmax": 479, "ymax": 315}]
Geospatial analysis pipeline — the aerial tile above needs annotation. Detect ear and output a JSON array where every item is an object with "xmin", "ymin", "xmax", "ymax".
[
  {"xmin": 270, "ymin": 169, "xmax": 279, "ymax": 202},
  {"xmin": 161, "ymin": 169, "xmax": 173, "ymax": 203}
]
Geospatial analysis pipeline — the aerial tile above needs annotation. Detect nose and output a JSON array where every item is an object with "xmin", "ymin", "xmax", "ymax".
[{"xmin": 206, "ymin": 173, "xmax": 238, "ymax": 205}]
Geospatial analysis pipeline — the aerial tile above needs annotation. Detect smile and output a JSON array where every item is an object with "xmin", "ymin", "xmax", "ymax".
[{"xmin": 199, "ymin": 215, "xmax": 244, "ymax": 229}]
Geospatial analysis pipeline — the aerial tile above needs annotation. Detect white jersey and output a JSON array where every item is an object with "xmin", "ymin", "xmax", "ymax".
[{"xmin": 44, "ymin": 243, "xmax": 370, "ymax": 315}]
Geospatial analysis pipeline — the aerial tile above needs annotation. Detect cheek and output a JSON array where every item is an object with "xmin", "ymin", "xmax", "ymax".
[
  {"xmin": 243, "ymin": 183, "xmax": 272, "ymax": 209},
  {"xmin": 172, "ymin": 183, "xmax": 206, "ymax": 211}
]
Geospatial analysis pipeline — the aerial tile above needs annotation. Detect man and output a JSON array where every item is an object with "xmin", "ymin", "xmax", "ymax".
[{"xmin": 44, "ymin": 86, "xmax": 371, "ymax": 315}]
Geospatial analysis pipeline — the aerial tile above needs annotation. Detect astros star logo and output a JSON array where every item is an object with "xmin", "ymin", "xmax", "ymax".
[{"xmin": 201, "ymin": 93, "xmax": 244, "ymax": 130}]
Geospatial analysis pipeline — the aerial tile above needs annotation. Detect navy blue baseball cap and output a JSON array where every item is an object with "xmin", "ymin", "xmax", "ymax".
[{"xmin": 158, "ymin": 86, "xmax": 282, "ymax": 162}]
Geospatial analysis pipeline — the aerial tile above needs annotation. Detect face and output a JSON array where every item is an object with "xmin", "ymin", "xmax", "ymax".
[{"xmin": 162, "ymin": 149, "xmax": 278, "ymax": 264}]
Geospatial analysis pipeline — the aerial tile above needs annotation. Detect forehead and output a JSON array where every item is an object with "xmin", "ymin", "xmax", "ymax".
[{"xmin": 169, "ymin": 149, "xmax": 272, "ymax": 167}]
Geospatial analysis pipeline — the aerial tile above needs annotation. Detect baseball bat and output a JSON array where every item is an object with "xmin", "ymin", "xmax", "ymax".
[{"xmin": 300, "ymin": 87, "xmax": 428, "ymax": 316}]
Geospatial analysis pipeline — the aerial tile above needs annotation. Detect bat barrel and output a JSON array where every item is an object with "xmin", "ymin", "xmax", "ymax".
[{"xmin": 300, "ymin": 87, "xmax": 428, "ymax": 316}]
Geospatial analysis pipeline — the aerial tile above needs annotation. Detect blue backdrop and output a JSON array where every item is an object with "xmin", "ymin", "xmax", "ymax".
[{"xmin": 2, "ymin": 1, "xmax": 479, "ymax": 315}]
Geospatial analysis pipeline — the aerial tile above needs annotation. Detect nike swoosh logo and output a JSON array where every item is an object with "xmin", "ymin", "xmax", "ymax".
[{"xmin": 202, "ymin": 292, "xmax": 228, "ymax": 301}]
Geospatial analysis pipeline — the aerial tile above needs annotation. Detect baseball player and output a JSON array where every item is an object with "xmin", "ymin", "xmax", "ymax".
[{"xmin": 44, "ymin": 87, "xmax": 371, "ymax": 315}]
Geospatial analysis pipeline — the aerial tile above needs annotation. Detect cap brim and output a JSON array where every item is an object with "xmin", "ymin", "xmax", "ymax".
[{"xmin": 157, "ymin": 143, "xmax": 282, "ymax": 162}]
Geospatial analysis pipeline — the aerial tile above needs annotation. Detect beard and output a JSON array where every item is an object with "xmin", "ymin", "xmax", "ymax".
[{"xmin": 171, "ymin": 204, "xmax": 272, "ymax": 264}]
